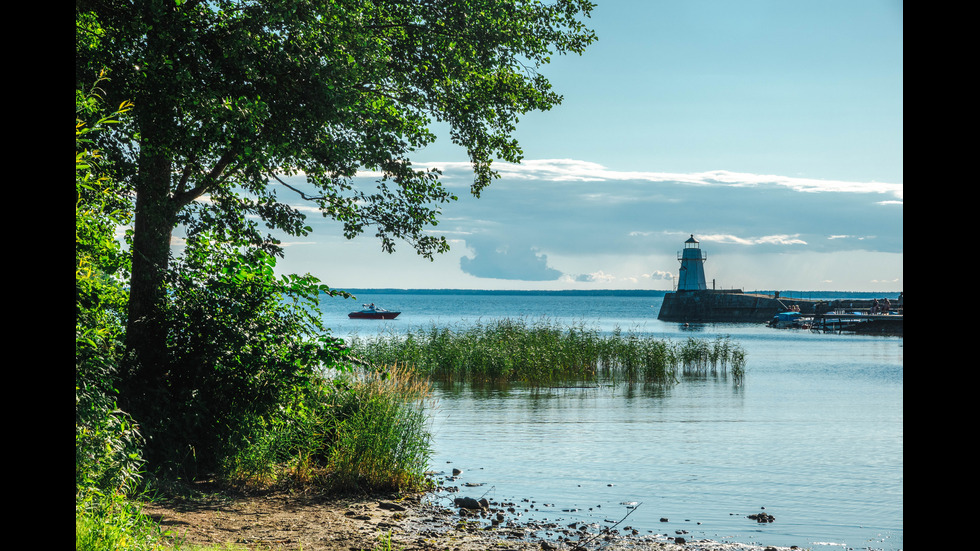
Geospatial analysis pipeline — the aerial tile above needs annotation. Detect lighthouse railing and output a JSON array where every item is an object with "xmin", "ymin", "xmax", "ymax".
[{"xmin": 677, "ymin": 251, "xmax": 707, "ymax": 261}]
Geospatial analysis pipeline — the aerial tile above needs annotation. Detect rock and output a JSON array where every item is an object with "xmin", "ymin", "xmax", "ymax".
[
  {"xmin": 452, "ymin": 468, "xmax": 463, "ymax": 475},
  {"xmin": 454, "ymin": 497, "xmax": 485, "ymax": 510},
  {"xmin": 378, "ymin": 501, "xmax": 406, "ymax": 512},
  {"xmin": 675, "ymin": 536, "xmax": 686, "ymax": 544},
  {"xmin": 748, "ymin": 513, "xmax": 775, "ymax": 523}
]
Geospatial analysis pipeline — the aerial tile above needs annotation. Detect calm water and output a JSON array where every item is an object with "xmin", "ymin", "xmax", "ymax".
[{"xmin": 319, "ymin": 291, "xmax": 903, "ymax": 550}]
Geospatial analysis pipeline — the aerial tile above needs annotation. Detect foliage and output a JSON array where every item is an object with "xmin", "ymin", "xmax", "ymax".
[
  {"xmin": 133, "ymin": 233, "xmax": 351, "ymax": 479},
  {"xmin": 76, "ymin": 76, "xmax": 142, "ymax": 499},
  {"xmin": 321, "ymin": 366, "xmax": 432, "ymax": 491},
  {"xmin": 76, "ymin": 0, "xmax": 596, "ymax": 487},
  {"xmin": 224, "ymin": 365, "xmax": 433, "ymax": 492},
  {"xmin": 75, "ymin": 492, "xmax": 170, "ymax": 551},
  {"xmin": 76, "ymin": 0, "xmax": 598, "ymax": 231},
  {"xmin": 74, "ymin": 1, "xmax": 597, "ymax": 431},
  {"xmin": 75, "ymin": 76, "xmax": 132, "ymax": 290},
  {"xmin": 77, "ymin": 78, "xmax": 168, "ymax": 551},
  {"xmin": 76, "ymin": 75, "xmax": 436, "ymax": 498}
]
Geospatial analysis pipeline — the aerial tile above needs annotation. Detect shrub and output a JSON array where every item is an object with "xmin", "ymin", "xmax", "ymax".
[{"xmin": 222, "ymin": 365, "xmax": 433, "ymax": 493}]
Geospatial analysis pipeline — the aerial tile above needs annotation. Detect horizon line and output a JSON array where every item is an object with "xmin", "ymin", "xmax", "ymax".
[{"xmin": 330, "ymin": 288, "xmax": 902, "ymax": 295}]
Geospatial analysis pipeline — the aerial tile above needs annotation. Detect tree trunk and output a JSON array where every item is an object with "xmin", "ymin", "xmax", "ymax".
[
  {"xmin": 120, "ymin": 7, "xmax": 182, "ymax": 420},
  {"xmin": 121, "ymin": 115, "xmax": 177, "ymax": 423}
]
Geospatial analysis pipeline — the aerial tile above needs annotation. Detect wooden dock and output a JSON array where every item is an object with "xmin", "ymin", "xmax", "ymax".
[{"xmin": 810, "ymin": 311, "xmax": 903, "ymax": 335}]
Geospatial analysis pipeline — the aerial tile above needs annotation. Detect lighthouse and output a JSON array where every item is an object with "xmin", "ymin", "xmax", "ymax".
[{"xmin": 676, "ymin": 235, "xmax": 707, "ymax": 291}]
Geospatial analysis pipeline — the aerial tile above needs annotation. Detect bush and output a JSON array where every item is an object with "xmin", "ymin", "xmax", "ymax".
[
  {"xmin": 222, "ymin": 365, "xmax": 433, "ymax": 493},
  {"xmin": 77, "ymin": 78, "xmax": 164, "ymax": 551},
  {"xmin": 122, "ymin": 235, "xmax": 349, "ymax": 480}
]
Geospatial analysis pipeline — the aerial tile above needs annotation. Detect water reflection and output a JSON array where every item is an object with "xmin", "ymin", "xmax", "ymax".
[
  {"xmin": 432, "ymin": 377, "xmax": 739, "ymax": 401},
  {"xmin": 426, "ymin": 360, "xmax": 899, "ymax": 551}
]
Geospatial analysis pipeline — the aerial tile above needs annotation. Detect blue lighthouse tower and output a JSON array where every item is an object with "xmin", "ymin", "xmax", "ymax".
[{"xmin": 676, "ymin": 235, "xmax": 707, "ymax": 291}]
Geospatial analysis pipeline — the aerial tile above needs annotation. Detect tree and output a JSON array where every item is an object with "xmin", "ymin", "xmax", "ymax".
[{"xmin": 75, "ymin": 0, "xmax": 596, "ymax": 470}]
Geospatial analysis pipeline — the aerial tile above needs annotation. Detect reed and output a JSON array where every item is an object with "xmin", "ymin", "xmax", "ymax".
[
  {"xmin": 678, "ymin": 335, "xmax": 745, "ymax": 376},
  {"xmin": 323, "ymin": 364, "xmax": 434, "ymax": 491},
  {"xmin": 730, "ymin": 347, "xmax": 746, "ymax": 385},
  {"xmin": 346, "ymin": 319, "xmax": 746, "ymax": 387},
  {"xmin": 221, "ymin": 365, "xmax": 433, "ymax": 493}
]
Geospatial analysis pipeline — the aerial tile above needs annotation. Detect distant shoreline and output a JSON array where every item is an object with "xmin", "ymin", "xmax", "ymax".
[{"xmin": 336, "ymin": 288, "xmax": 902, "ymax": 299}]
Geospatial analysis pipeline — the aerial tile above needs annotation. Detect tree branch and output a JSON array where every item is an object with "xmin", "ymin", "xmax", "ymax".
[{"xmin": 172, "ymin": 149, "xmax": 238, "ymax": 209}]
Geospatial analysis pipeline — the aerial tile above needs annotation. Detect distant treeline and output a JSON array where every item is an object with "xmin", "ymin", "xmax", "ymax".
[
  {"xmin": 340, "ymin": 288, "xmax": 670, "ymax": 297},
  {"xmin": 337, "ymin": 288, "xmax": 902, "ymax": 299},
  {"xmin": 751, "ymin": 290, "xmax": 903, "ymax": 300}
]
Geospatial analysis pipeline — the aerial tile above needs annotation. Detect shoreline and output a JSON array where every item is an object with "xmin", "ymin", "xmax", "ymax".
[{"xmin": 144, "ymin": 486, "xmax": 802, "ymax": 551}]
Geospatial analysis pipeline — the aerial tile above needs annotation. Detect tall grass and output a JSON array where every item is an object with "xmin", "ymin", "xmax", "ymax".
[
  {"xmin": 678, "ymin": 336, "xmax": 742, "ymax": 374},
  {"xmin": 222, "ymin": 365, "xmax": 433, "ymax": 493},
  {"xmin": 324, "ymin": 365, "xmax": 433, "ymax": 491},
  {"xmin": 346, "ymin": 318, "xmax": 746, "ymax": 387},
  {"xmin": 75, "ymin": 494, "xmax": 170, "ymax": 551}
]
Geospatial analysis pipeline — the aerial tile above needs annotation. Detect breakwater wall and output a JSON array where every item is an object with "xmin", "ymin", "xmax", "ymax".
[
  {"xmin": 658, "ymin": 290, "xmax": 800, "ymax": 322},
  {"xmin": 657, "ymin": 290, "xmax": 901, "ymax": 323}
]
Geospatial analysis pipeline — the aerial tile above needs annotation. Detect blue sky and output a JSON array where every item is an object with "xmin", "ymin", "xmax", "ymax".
[{"xmin": 272, "ymin": 0, "xmax": 903, "ymax": 292}]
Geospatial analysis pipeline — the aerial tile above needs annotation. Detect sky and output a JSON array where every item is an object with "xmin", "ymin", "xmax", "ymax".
[{"xmin": 271, "ymin": 0, "xmax": 903, "ymax": 292}]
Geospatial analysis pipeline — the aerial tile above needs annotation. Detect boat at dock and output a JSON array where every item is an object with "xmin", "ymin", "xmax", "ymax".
[
  {"xmin": 767, "ymin": 311, "xmax": 812, "ymax": 329},
  {"xmin": 348, "ymin": 304, "xmax": 400, "ymax": 319}
]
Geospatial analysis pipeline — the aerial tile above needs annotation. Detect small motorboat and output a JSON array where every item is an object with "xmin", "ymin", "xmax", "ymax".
[
  {"xmin": 348, "ymin": 303, "xmax": 400, "ymax": 320},
  {"xmin": 767, "ymin": 311, "xmax": 810, "ymax": 329}
]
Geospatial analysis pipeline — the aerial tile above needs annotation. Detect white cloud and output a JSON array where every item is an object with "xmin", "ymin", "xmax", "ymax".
[
  {"xmin": 427, "ymin": 160, "xmax": 903, "ymax": 200},
  {"xmin": 459, "ymin": 238, "xmax": 563, "ymax": 281},
  {"xmin": 699, "ymin": 234, "xmax": 808, "ymax": 246},
  {"xmin": 574, "ymin": 270, "xmax": 617, "ymax": 283},
  {"xmin": 644, "ymin": 270, "xmax": 674, "ymax": 281},
  {"xmin": 262, "ymin": 157, "xmax": 901, "ymax": 291}
]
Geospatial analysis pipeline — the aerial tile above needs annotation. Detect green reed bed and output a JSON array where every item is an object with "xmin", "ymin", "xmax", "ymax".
[
  {"xmin": 322, "ymin": 365, "xmax": 433, "ymax": 491},
  {"xmin": 222, "ymin": 365, "xmax": 433, "ymax": 492},
  {"xmin": 678, "ymin": 335, "xmax": 746, "ymax": 383},
  {"xmin": 346, "ymin": 318, "xmax": 746, "ymax": 387}
]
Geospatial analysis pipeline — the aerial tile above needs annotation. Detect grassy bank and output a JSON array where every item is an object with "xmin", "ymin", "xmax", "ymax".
[
  {"xmin": 346, "ymin": 318, "xmax": 745, "ymax": 386},
  {"xmin": 221, "ymin": 365, "xmax": 433, "ymax": 492},
  {"xmin": 76, "ymin": 366, "xmax": 433, "ymax": 551}
]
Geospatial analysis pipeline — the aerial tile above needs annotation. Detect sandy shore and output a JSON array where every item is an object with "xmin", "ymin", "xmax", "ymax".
[{"xmin": 144, "ymin": 487, "xmax": 799, "ymax": 551}]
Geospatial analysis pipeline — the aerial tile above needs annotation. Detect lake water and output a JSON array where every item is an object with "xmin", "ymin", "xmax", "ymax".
[{"xmin": 318, "ymin": 291, "xmax": 903, "ymax": 551}]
